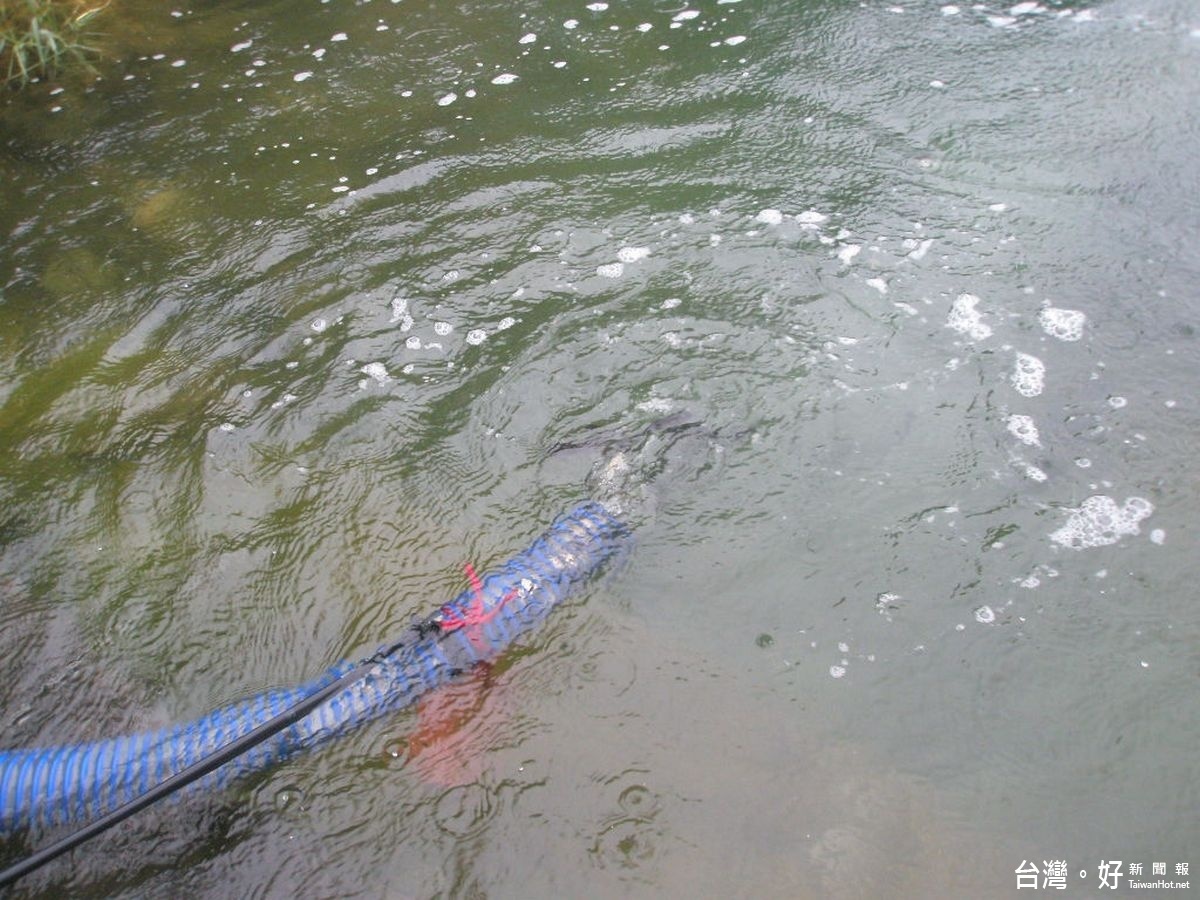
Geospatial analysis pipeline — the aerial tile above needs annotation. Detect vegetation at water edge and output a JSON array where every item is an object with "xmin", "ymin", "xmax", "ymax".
[{"xmin": 1, "ymin": 0, "xmax": 107, "ymax": 87}]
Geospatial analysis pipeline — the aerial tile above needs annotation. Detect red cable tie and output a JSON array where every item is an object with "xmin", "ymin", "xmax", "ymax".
[{"xmin": 440, "ymin": 564, "xmax": 522, "ymax": 633}]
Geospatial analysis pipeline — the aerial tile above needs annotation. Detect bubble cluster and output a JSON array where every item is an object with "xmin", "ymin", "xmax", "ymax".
[
  {"xmin": 1049, "ymin": 495, "xmax": 1154, "ymax": 550},
  {"xmin": 360, "ymin": 361, "xmax": 390, "ymax": 385},
  {"xmin": 1010, "ymin": 352, "xmax": 1045, "ymax": 397},
  {"xmin": 946, "ymin": 294, "xmax": 992, "ymax": 341},
  {"xmin": 1022, "ymin": 463, "xmax": 1047, "ymax": 482},
  {"xmin": 1038, "ymin": 306, "xmax": 1086, "ymax": 342},
  {"xmin": 1006, "ymin": 414, "xmax": 1040, "ymax": 447}
]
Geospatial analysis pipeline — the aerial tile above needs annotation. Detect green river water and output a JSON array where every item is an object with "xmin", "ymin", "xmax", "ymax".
[{"xmin": 1, "ymin": 0, "xmax": 1198, "ymax": 896}]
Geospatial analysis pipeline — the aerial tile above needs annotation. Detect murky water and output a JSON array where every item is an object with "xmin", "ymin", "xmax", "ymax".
[{"xmin": 2, "ymin": 0, "xmax": 1198, "ymax": 895}]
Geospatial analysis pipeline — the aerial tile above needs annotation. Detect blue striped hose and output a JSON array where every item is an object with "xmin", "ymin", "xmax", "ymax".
[{"xmin": 0, "ymin": 501, "xmax": 629, "ymax": 832}]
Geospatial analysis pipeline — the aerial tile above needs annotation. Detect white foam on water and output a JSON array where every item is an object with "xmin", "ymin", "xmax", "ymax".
[
  {"xmin": 1108, "ymin": 396, "xmax": 1126, "ymax": 409},
  {"xmin": 1049, "ymin": 495, "xmax": 1154, "ymax": 550},
  {"xmin": 724, "ymin": 35, "xmax": 746, "ymax": 45},
  {"xmin": 1039, "ymin": 306, "xmax": 1086, "ymax": 341},
  {"xmin": 293, "ymin": 71, "xmax": 314, "ymax": 82},
  {"xmin": 1150, "ymin": 528, "xmax": 1165, "ymax": 545},
  {"xmin": 434, "ymin": 321, "xmax": 453, "ymax": 336},
  {"xmin": 231, "ymin": 40, "xmax": 253, "ymax": 52},
  {"xmin": 661, "ymin": 298, "xmax": 681, "ymax": 309},
  {"xmin": 331, "ymin": 32, "xmax": 348, "ymax": 42},
  {"xmin": 907, "ymin": 238, "xmax": 933, "ymax": 260},
  {"xmin": 837, "ymin": 244, "xmax": 861, "ymax": 265},
  {"xmin": 637, "ymin": 22, "xmax": 653, "ymax": 32},
  {"xmin": 945, "ymin": 296, "xmax": 993, "ymax": 340},
  {"xmin": 491, "ymin": 73, "xmax": 518, "ymax": 85},
  {"xmin": 1011, "ymin": 352, "xmax": 1045, "ymax": 397},
  {"xmin": 617, "ymin": 246, "xmax": 650, "ymax": 263},
  {"xmin": 405, "ymin": 336, "xmax": 421, "ymax": 350},
  {"xmin": 597, "ymin": 262, "xmax": 625, "ymax": 278},
  {"xmin": 437, "ymin": 92, "xmax": 458, "ymax": 106},
  {"xmin": 465, "ymin": 329, "xmax": 487, "ymax": 345},
  {"xmin": 1006, "ymin": 414, "xmax": 1040, "ymax": 447},
  {"xmin": 796, "ymin": 209, "xmax": 828, "ymax": 225},
  {"xmin": 637, "ymin": 397, "xmax": 674, "ymax": 414},
  {"xmin": 755, "ymin": 208, "xmax": 783, "ymax": 225},
  {"xmin": 829, "ymin": 665, "xmax": 846, "ymax": 679},
  {"xmin": 496, "ymin": 317, "xmax": 516, "ymax": 331},
  {"xmin": 219, "ymin": 422, "xmax": 236, "ymax": 433},
  {"xmin": 519, "ymin": 32, "xmax": 537, "ymax": 44},
  {"xmin": 564, "ymin": 19, "xmax": 579, "ymax": 29},
  {"xmin": 587, "ymin": 2, "xmax": 608, "ymax": 10},
  {"xmin": 390, "ymin": 297, "xmax": 408, "ymax": 323},
  {"xmin": 975, "ymin": 605, "xmax": 996, "ymax": 624},
  {"xmin": 673, "ymin": 9, "xmax": 700, "ymax": 21},
  {"xmin": 941, "ymin": 3, "xmax": 960, "ymax": 12},
  {"xmin": 866, "ymin": 278, "xmax": 888, "ymax": 295},
  {"xmin": 1010, "ymin": 1, "xmax": 1042, "ymax": 13},
  {"xmin": 311, "ymin": 318, "xmax": 327, "ymax": 333},
  {"xmin": 1023, "ymin": 463, "xmax": 1047, "ymax": 482},
  {"xmin": 361, "ymin": 362, "xmax": 390, "ymax": 384},
  {"xmin": 946, "ymin": 293, "xmax": 992, "ymax": 341}
]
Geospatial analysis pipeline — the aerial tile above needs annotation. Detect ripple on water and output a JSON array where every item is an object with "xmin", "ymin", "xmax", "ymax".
[{"xmin": 433, "ymin": 783, "xmax": 496, "ymax": 838}]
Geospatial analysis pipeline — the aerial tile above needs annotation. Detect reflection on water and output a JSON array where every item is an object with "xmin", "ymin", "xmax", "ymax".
[{"xmin": 2, "ymin": 0, "xmax": 1199, "ymax": 895}]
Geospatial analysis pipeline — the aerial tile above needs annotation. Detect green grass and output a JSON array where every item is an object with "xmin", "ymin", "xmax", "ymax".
[{"xmin": 0, "ymin": 0, "xmax": 107, "ymax": 87}]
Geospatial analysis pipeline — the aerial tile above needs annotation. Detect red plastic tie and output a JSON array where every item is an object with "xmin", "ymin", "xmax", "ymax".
[{"xmin": 439, "ymin": 563, "xmax": 517, "ymax": 632}]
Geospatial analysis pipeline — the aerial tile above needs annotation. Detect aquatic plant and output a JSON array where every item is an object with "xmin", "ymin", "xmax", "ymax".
[{"xmin": 0, "ymin": 0, "xmax": 107, "ymax": 87}]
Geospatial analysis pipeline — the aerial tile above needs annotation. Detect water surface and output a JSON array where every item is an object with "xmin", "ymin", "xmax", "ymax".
[{"xmin": 1, "ymin": 0, "xmax": 1198, "ymax": 896}]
